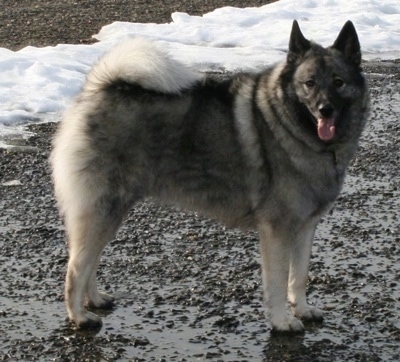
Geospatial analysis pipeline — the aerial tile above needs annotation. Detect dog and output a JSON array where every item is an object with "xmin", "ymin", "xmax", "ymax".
[{"xmin": 51, "ymin": 20, "xmax": 369, "ymax": 332}]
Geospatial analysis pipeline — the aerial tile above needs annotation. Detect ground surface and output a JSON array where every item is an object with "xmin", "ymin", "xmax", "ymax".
[
  {"xmin": 0, "ymin": 0, "xmax": 269, "ymax": 51},
  {"xmin": 0, "ymin": 1, "xmax": 400, "ymax": 361}
]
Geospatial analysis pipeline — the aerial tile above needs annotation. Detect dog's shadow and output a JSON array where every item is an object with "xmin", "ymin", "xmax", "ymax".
[
  {"xmin": 265, "ymin": 332, "xmax": 309, "ymax": 360},
  {"xmin": 264, "ymin": 321, "xmax": 330, "ymax": 360}
]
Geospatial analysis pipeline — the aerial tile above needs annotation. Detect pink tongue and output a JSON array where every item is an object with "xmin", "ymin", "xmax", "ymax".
[{"xmin": 317, "ymin": 118, "xmax": 336, "ymax": 141}]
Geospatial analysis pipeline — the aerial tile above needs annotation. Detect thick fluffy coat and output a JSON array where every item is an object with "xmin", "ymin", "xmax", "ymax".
[{"xmin": 51, "ymin": 21, "xmax": 369, "ymax": 332}]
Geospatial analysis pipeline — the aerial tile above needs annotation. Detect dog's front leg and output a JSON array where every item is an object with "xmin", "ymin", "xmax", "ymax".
[
  {"xmin": 288, "ymin": 218, "xmax": 323, "ymax": 322},
  {"xmin": 258, "ymin": 223, "xmax": 304, "ymax": 333}
]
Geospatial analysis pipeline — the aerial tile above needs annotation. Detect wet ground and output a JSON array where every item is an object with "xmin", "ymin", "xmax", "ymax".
[{"xmin": 0, "ymin": 60, "xmax": 399, "ymax": 361}]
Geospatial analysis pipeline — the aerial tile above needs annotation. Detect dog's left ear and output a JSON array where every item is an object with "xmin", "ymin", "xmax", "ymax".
[
  {"xmin": 288, "ymin": 20, "xmax": 311, "ymax": 63},
  {"xmin": 332, "ymin": 21, "xmax": 361, "ymax": 66}
]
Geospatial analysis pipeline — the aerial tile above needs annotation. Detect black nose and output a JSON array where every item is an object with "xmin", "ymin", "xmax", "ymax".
[{"xmin": 319, "ymin": 104, "xmax": 335, "ymax": 118}]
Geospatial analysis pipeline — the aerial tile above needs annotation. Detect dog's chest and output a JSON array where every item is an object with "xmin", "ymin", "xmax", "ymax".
[{"xmin": 273, "ymin": 150, "xmax": 343, "ymax": 219}]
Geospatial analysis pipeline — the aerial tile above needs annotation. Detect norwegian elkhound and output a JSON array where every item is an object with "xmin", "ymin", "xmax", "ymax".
[{"xmin": 51, "ymin": 20, "xmax": 369, "ymax": 332}]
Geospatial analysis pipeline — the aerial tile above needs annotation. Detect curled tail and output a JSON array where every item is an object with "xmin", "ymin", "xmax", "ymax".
[{"xmin": 85, "ymin": 38, "xmax": 202, "ymax": 94}]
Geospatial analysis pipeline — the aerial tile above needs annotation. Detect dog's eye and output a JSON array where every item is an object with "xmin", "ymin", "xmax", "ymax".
[
  {"xmin": 305, "ymin": 80, "xmax": 315, "ymax": 88},
  {"xmin": 334, "ymin": 77, "xmax": 344, "ymax": 88}
]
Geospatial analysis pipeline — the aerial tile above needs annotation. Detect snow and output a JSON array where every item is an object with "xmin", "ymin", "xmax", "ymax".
[{"xmin": 0, "ymin": 0, "xmax": 399, "ymax": 142}]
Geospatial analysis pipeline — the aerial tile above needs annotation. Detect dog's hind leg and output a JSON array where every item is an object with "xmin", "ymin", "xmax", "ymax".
[
  {"xmin": 64, "ymin": 198, "xmax": 128, "ymax": 329},
  {"xmin": 86, "ymin": 254, "xmax": 115, "ymax": 310},
  {"xmin": 288, "ymin": 218, "xmax": 324, "ymax": 322}
]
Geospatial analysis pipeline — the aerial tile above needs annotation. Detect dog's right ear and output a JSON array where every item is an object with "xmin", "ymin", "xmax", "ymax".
[{"xmin": 287, "ymin": 20, "xmax": 311, "ymax": 63}]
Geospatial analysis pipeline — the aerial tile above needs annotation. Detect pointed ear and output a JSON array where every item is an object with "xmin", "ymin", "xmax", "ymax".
[
  {"xmin": 287, "ymin": 20, "xmax": 311, "ymax": 63},
  {"xmin": 332, "ymin": 21, "xmax": 361, "ymax": 66}
]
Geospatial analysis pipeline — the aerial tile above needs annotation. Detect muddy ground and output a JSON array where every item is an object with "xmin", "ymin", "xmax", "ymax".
[{"xmin": 0, "ymin": 1, "xmax": 400, "ymax": 361}]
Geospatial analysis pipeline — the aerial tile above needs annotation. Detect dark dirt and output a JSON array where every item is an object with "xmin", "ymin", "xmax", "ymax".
[
  {"xmin": 1, "ymin": 1, "xmax": 400, "ymax": 361},
  {"xmin": 0, "ymin": 0, "xmax": 271, "ymax": 51}
]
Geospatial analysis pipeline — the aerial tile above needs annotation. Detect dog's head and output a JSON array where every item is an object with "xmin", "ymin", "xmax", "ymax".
[{"xmin": 285, "ymin": 20, "xmax": 366, "ymax": 143}]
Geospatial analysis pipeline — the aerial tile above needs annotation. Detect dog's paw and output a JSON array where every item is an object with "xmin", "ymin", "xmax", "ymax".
[
  {"xmin": 87, "ymin": 292, "xmax": 115, "ymax": 310},
  {"xmin": 72, "ymin": 311, "xmax": 103, "ymax": 330},
  {"xmin": 294, "ymin": 306, "xmax": 324, "ymax": 322},
  {"xmin": 271, "ymin": 316, "xmax": 305, "ymax": 334}
]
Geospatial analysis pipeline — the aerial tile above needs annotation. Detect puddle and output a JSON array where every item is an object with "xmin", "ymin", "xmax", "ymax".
[{"xmin": 1, "ymin": 65, "xmax": 400, "ymax": 360}]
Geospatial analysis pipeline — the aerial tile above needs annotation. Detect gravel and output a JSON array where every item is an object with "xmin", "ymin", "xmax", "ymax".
[
  {"xmin": 0, "ymin": 0, "xmax": 269, "ymax": 51},
  {"xmin": 0, "ymin": 1, "xmax": 399, "ymax": 361}
]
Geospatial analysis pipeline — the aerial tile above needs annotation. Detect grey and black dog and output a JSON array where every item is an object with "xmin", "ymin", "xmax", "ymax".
[{"xmin": 51, "ymin": 20, "xmax": 369, "ymax": 332}]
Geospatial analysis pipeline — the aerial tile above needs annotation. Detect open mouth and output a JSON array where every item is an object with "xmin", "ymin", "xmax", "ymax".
[{"xmin": 317, "ymin": 117, "xmax": 336, "ymax": 141}]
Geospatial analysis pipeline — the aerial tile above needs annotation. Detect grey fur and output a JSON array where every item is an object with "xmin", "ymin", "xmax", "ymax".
[{"xmin": 51, "ymin": 21, "xmax": 369, "ymax": 332}]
